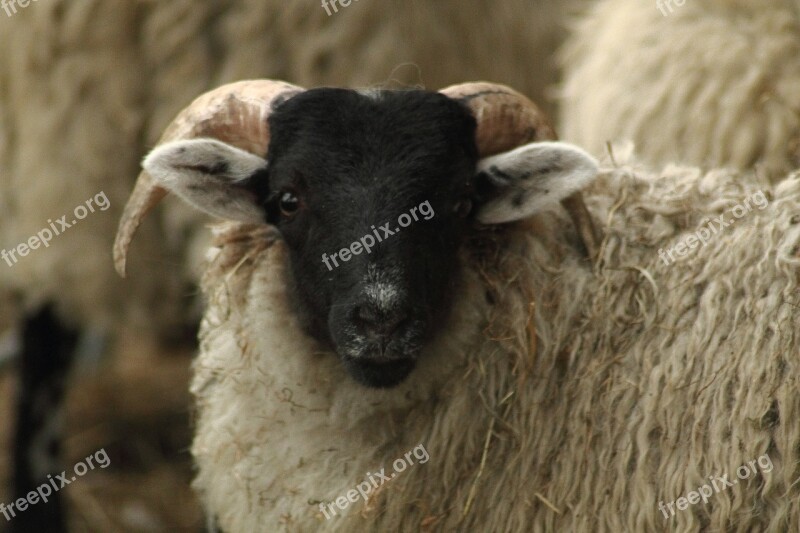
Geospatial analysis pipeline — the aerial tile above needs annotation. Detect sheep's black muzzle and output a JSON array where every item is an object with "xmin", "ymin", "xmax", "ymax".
[
  {"xmin": 335, "ymin": 309, "xmax": 429, "ymax": 387},
  {"xmin": 343, "ymin": 357, "xmax": 417, "ymax": 388}
]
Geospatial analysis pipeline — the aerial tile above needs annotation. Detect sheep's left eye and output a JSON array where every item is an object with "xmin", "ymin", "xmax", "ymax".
[
  {"xmin": 279, "ymin": 191, "xmax": 301, "ymax": 217},
  {"xmin": 454, "ymin": 198, "xmax": 473, "ymax": 218}
]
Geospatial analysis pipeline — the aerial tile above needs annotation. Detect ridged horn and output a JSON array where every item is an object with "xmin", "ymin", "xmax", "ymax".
[
  {"xmin": 113, "ymin": 80, "xmax": 303, "ymax": 277},
  {"xmin": 441, "ymin": 81, "xmax": 601, "ymax": 258},
  {"xmin": 440, "ymin": 81, "xmax": 556, "ymax": 156}
]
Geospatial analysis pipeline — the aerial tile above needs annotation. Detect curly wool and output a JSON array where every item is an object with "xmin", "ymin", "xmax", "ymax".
[
  {"xmin": 191, "ymin": 158, "xmax": 800, "ymax": 532},
  {"xmin": 559, "ymin": 0, "xmax": 800, "ymax": 181}
]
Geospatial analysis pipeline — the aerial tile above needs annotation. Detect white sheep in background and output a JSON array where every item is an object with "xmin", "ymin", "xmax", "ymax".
[
  {"xmin": 0, "ymin": 0, "xmax": 192, "ymax": 336},
  {"xmin": 224, "ymin": 0, "xmax": 589, "ymax": 116},
  {"xmin": 117, "ymin": 79, "xmax": 800, "ymax": 532},
  {"xmin": 559, "ymin": 0, "xmax": 800, "ymax": 181}
]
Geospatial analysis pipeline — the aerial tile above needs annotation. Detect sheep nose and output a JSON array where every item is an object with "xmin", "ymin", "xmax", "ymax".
[{"xmin": 354, "ymin": 303, "xmax": 408, "ymax": 340}]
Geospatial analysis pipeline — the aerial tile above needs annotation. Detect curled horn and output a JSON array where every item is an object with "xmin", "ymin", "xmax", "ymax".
[
  {"xmin": 113, "ymin": 80, "xmax": 303, "ymax": 277},
  {"xmin": 440, "ymin": 82, "xmax": 601, "ymax": 259}
]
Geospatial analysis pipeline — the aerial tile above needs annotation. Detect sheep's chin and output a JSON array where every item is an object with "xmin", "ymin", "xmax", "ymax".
[{"xmin": 342, "ymin": 358, "xmax": 417, "ymax": 388}]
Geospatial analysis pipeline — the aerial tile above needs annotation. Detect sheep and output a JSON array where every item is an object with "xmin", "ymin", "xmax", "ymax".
[
  {"xmin": 558, "ymin": 0, "xmax": 800, "ymax": 181},
  {"xmin": 115, "ymin": 78, "xmax": 800, "ymax": 531},
  {"xmin": 1, "ymin": 1, "xmax": 592, "ymax": 527}
]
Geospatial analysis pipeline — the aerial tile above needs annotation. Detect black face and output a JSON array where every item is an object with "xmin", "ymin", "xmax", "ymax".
[{"xmin": 257, "ymin": 88, "xmax": 479, "ymax": 388}]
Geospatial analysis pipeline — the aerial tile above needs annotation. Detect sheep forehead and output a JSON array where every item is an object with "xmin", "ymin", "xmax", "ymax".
[
  {"xmin": 269, "ymin": 88, "xmax": 477, "ymax": 157},
  {"xmin": 265, "ymin": 89, "xmax": 479, "ymax": 207}
]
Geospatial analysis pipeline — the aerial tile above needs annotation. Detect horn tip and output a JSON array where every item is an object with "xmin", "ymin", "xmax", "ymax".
[{"xmin": 113, "ymin": 240, "xmax": 129, "ymax": 278}]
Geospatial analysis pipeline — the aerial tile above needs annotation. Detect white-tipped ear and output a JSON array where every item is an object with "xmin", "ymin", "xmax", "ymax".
[
  {"xmin": 143, "ymin": 138, "xmax": 268, "ymax": 223},
  {"xmin": 475, "ymin": 141, "xmax": 598, "ymax": 224}
]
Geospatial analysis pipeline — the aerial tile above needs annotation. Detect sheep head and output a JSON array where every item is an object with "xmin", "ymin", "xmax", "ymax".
[{"xmin": 114, "ymin": 80, "xmax": 599, "ymax": 388}]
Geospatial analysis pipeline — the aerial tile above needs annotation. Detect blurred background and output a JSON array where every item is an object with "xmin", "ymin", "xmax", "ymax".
[{"xmin": 1, "ymin": 0, "xmax": 798, "ymax": 531}]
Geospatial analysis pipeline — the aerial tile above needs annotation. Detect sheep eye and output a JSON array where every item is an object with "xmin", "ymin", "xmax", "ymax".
[
  {"xmin": 279, "ymin": 190, "xmax": 301, "ymax": 218},
  {"xmin": 454, "ymin": 197, "xmax": 473, "ymax": 218}
]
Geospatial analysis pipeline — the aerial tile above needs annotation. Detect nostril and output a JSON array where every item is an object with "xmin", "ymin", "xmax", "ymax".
[{"xmin": 355, "ymin": 304, "xmax": 407, "ymax": 338}]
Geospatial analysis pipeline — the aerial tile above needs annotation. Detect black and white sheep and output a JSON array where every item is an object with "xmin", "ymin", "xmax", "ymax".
[
  {"xmin": 116, "ymin": 79, "xmax": 800, "ymax": 531},
  {"xmin": 2, "ymin": 2, "xmax": 592, "ymax": 527}
]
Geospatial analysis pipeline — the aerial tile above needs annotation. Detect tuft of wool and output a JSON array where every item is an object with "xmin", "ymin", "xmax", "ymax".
[
  {"xmin": 191, "ymin": 160, "xmax": 800, "ymax": 531},
  {"xmin": 559, "ymin": 0, "xmax": 800, "ymax": 181}
]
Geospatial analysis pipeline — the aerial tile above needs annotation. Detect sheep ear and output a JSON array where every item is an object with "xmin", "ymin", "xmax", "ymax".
[
  {"xmin": 475, "ymin": 141, "xmax": 598, "ymax": 224},
  {"xmin": 143, "ymin": 138, "xmax": 268, "ymax": 223}
]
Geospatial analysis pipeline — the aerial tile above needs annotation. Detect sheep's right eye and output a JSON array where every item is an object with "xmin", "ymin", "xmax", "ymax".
[{"xmin": 279, "ymin": 191, "xmax": 301, "ymax": 218}]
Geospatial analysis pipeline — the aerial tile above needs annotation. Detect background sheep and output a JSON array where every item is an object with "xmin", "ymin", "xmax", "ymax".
[
  {"xmin": 122, "ymin": 80, "xmax": 800, "ymax": 531},
  {"xmin": 558, "ymin": 0, "xmax": 800, "ymax": 181}
]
